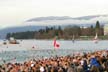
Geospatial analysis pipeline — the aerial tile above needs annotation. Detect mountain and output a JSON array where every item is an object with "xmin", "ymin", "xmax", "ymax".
[
  {"xmin": 25, "ymin": 15, "xmax": 108, "ymax": 26},
  {"xmin": 0, "ymin": 26, "xmax": 46, "ymax": 39},
  {"xmin": 27, "ymin": 16, "xmax": 72, "ymax": 22},
  {"xmin": 0, "ymin": 14, "xmax": 108, "ymax": 39},
  {"xmin": 27, "ymin": 14, "xmax": 108, "ymax": 21},
  {"xmin": 74, "ymin": 15, "xmax": 108, "ymax": 20}
]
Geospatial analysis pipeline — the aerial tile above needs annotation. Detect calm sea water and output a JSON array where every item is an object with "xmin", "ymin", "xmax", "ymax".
[{"xmin": 0, "ymin": 40, "xmax": 108, "ymax": 64}]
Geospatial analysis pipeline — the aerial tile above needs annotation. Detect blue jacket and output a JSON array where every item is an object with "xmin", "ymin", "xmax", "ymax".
[{"xmin": 90, "ymin": 58, "xmax": 100, "ymax": 67}]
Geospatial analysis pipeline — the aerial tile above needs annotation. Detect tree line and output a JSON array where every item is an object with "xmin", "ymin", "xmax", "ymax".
[{"xmin": 6, "ymin": 21, "xmax": 104, "ymax": 39}]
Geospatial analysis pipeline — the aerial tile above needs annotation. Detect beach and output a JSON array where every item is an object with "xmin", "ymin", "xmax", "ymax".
[{"xmin": 0, "ymin": 49, "xmax": 108, "ymax": 72}]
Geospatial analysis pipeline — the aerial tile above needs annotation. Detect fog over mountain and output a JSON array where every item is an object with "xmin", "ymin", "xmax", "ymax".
[
  {"xmin": 26, "ymin": 14, "xmax": 108, "ymax": 26},
  {"xmin": 0, "ymin": 14, "xmax": 108, "ymax": 39}
]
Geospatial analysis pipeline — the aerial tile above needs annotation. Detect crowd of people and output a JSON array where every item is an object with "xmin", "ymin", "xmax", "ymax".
[{"xmin": 0, "ymin": 50, "xmax": 108, "ymax": 72}]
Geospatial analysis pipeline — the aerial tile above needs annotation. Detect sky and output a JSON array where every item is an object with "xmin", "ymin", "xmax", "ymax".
[{"xmin": 0, "ymin": 0, "xmax": 108, "ymax": 28}]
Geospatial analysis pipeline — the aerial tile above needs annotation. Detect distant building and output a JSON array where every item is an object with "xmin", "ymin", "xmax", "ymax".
[{"xmin": 104, "ymin": 24, "xmax": 108, "ymax": 35}]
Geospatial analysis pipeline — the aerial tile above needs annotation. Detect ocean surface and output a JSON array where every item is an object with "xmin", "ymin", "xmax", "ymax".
[{"xmin": 0, "ymin": 40, "xmax": 108, "ymax": 64}]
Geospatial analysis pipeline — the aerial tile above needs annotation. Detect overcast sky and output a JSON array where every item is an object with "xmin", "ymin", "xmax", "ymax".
[{"xmin": 0, "ymin": 0, "xmax": 108, "ymax": 28}]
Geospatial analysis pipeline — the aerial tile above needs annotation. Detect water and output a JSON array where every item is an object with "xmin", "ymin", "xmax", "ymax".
[{"xmin": 0, "ymin": 40, "xmax": 108, "ymax": 64}]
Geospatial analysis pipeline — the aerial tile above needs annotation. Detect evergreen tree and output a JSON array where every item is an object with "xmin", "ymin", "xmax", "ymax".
[
  {"xmin": 90, "ymin": 25, "xmax": 94, "ymax": 35},
  {"xmin": 95, "ymin": 21, "xmax": 100, "ymax": 29},
  {"xmin": 6, "ymin": 33, "xmax": 11, "ymax": 39},
  {"xmin": 95, "ymin": 21, "xmax": 100, "ymax": 35}
]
